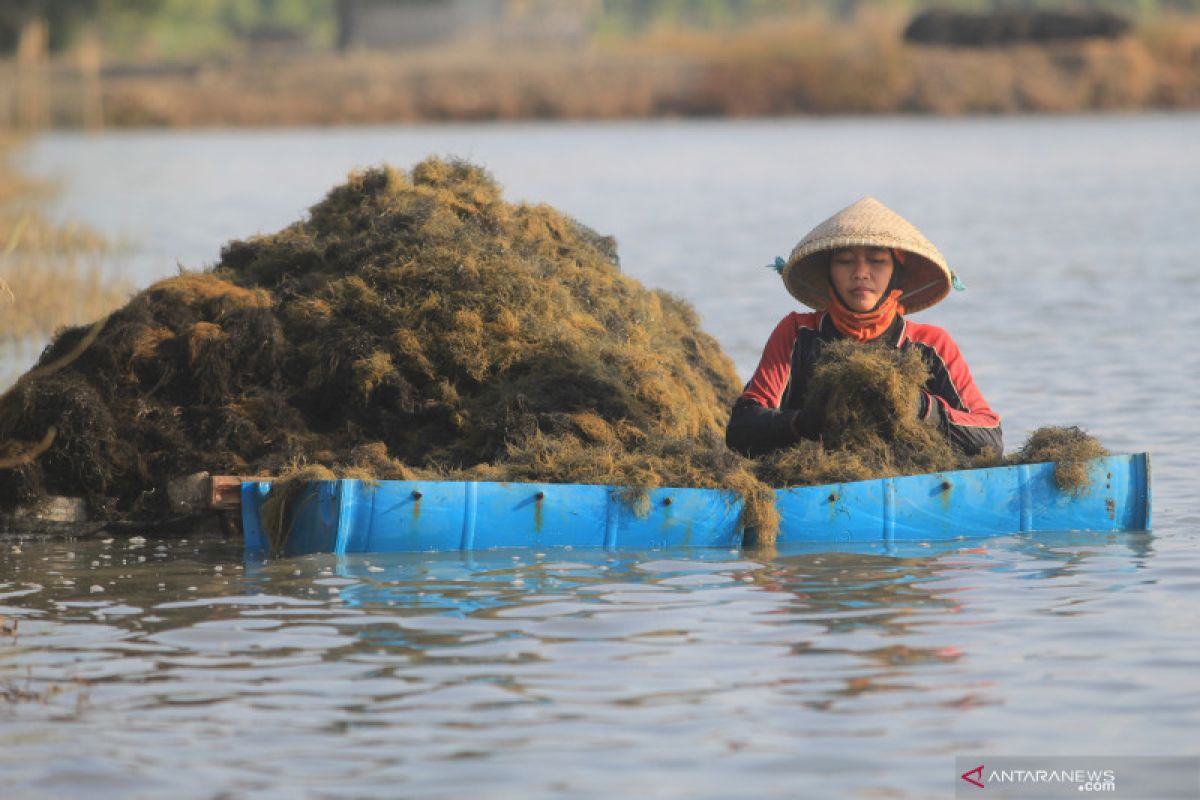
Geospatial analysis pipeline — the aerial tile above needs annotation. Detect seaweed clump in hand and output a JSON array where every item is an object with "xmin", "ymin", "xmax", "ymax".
[{"xmin": 756, "ymin": 339, "xmax": 965, "ymax": 489}]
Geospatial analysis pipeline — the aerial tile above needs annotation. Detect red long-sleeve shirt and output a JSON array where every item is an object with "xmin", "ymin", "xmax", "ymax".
[{"xmin": 728, "ymin": 311, "xmax": 1002, "ymax": 456}]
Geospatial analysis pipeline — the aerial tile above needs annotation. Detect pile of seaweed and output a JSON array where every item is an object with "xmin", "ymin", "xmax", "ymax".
[
  {"xmin": 0, "ymin": 157, "xmax": 1107, "ymax": 547},
  {"xmin": 0, "ymin": 158, "xmax": 754, "ymax": 520}
]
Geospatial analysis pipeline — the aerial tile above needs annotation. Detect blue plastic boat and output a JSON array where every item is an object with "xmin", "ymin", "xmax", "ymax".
[{"xmin": 241, "ymin": 453, "xmax": 1150, "ymax": 557}]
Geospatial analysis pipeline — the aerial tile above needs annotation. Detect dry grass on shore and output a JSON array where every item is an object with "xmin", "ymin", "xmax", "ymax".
[
  {"xmin": 631, "ymin": 10, "xmax": 1200, "ymax": 115},
  {"xmin": 11, "ymin": 10, "xmax": 1200, "ymax": 128},
  {"xmin": 0, "ymin": 136, "xmax": 130, "ymax": 383}
]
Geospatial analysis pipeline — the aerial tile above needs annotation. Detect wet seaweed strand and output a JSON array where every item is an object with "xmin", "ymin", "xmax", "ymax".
[{"xmin": 1014, "ymin": 425, "xmax": 1109, "ymax": 496}]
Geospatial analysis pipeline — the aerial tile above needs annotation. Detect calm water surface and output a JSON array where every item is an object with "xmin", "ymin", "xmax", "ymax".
[{"xmin": 4, "ymin": 116, "xmax": 1199, "ymax": 798}]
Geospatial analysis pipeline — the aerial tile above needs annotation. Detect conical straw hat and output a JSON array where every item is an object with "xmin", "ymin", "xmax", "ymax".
[{"xmin": 781, "ymin": 197, "xmax": 953, "ymax": 314}]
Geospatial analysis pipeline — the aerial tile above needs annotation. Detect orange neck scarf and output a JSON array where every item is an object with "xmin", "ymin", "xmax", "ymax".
[{"xmin": 827, "ymin": 288, "xmax": 905, "ymax": 342}]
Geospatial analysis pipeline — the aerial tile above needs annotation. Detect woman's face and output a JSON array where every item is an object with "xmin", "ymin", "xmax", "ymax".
[{"xmin": 829, "ymin": 246, "xmax": 895, "ymax": 312}]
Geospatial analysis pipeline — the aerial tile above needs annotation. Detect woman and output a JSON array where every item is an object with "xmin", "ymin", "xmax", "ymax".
[{"xmin": 726, "ymin": 197, "xmax": 1002, "ymax": 457}]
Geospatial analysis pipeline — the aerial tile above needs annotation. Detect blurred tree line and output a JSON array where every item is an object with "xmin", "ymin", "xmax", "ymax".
[
  {"xmin": 597, "ymin": 0, "xmax": 1200, "ymax": 29},
  {"xmin": 4, "ymin": 0, "xmax": 1200, "ymax": 57},
  {"xmin": 1, "ymin": 0, "xmax": 334, "ymax": 57}
]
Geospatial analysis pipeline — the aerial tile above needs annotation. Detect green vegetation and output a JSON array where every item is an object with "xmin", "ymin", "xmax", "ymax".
[
  {"xmin": 99, "ymin": 0, "xmax": 336, "ymax": 58},
  {"xmin": 6, "ymin": 0, "xmax": 1200, "ymax": 58},
  {"xmin": 2, "ymin": 0, "xmax": 333, "ymax": 57}
]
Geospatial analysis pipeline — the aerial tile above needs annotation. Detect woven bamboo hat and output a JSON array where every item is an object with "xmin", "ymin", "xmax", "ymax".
[{"xmin": 780, "ymin": 197, "xmax": 953, "ymax": 314}]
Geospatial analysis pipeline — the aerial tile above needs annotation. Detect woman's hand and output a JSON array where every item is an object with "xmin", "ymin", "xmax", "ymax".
[
  {"xmin": 792, "ymin": 405, "xmax": 824, "ymax": 440},
  {"xmin": 915, "ymin": 390, "xmax": 927, "ymax": 419}
]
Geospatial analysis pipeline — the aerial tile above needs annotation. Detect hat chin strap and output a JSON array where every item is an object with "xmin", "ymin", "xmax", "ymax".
[{"xmin": 900, "ymin": 278, "xmax": 940, "ymax": 303}]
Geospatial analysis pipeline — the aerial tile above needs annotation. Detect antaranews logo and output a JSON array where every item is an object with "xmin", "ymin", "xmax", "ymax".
[
  {"xmin": 961, "ymin": 765, "xmax": 985, "ymax": 789},
  {"xmin": 959, "ymin": 764, "xmax": 1116, "ymax": 793},
  {"xmin": 956, "ymin": 755, "xmax": 1200, "ymax": 799}
]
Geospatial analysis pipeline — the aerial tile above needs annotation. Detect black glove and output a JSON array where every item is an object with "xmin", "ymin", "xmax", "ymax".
[
  {"xmin": 915, "ymin": 390, "xmax": 929, "ymax": 420},
  {"xmin": 791, "ymin": 405, "xmax": 824, "ymax": 440}
]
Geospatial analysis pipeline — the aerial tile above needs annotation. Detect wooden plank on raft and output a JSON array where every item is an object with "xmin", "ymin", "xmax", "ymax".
[{"xmin": 210, "ymin": 476, "xmax": 269, "ymax": 511}]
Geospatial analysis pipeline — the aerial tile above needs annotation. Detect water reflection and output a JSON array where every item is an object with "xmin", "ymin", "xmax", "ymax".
[{"xmin": 0, "ymin": 530, "xmax": 1191, "ymax": 799}]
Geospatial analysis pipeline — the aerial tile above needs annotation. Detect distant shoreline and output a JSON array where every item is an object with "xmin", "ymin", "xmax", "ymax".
[{"xmin": 6, "ymin": 14, "xmax": 1200, "ymax": 129}]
